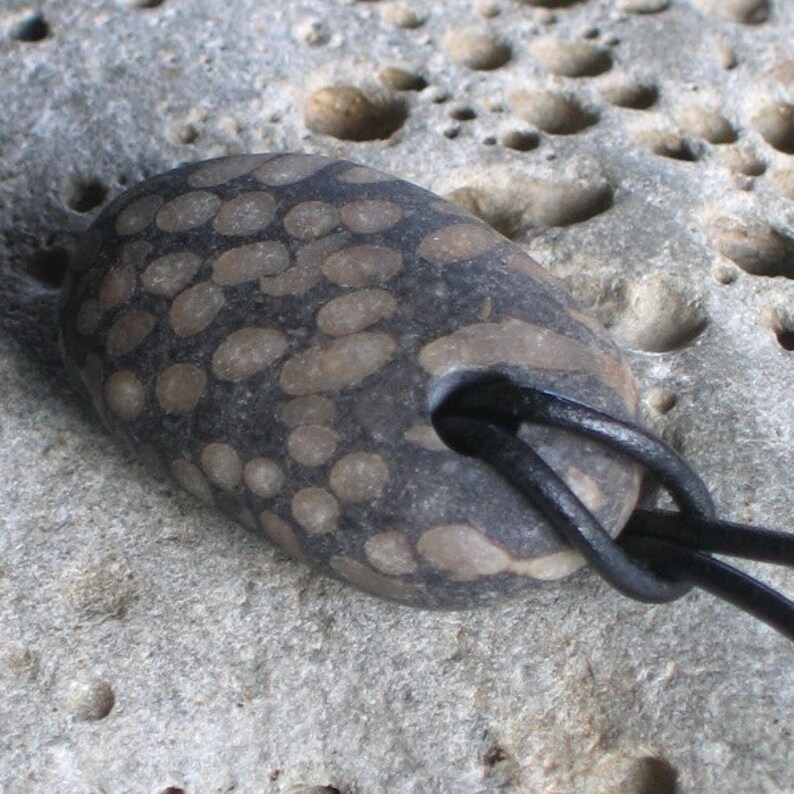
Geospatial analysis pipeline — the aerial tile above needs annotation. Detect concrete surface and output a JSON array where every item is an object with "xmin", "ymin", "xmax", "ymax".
[{"xmin": 1, "ymin": 0, "xmax": 792, "ymax": 792}]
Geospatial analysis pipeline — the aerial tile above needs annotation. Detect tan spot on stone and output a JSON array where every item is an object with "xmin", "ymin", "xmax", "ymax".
[
  {"xmin": 417, "ymin": 524, "xmax": 510, "ymax": 580},
  {"xmin": 212, "ymin": 241, "xmax": 290, "ymax": 286},
  {"xmin": 200, "ymin": 442, "xmax": 243, "ymax": 491},
  {"xmin": 329, "ymin": 452, "xmax": 389, "ymax": 503},
  {"xmin": 287, "ymin": 425, "xmax": 338, "ymax": 467},
  {"xmin": 114, "ymin": 194, "xmax": 164, "ymax": 235},
  {"xmin": 563, "ymin": 466, "xmax": 605, "ymax": 513},
  {"xmin": 321, "ymin": 244, "xmax": 403, "ymax": 287},
  {"xmin": 291, "ymin": 487, "xmax": 340, "ymax": 534},
  {"xmin": 98, "ymin": 264, "xmax": 136, "ymax": 311},
  {"xmin": 404, "ymin": 424, "xmax": 448, "ymax": 452},
  {"xmin": 169, "ymin": 282, "xmax": 225, "ymax": 337},
  {"xmin": 142, "ymin": 251, "xmax": 202, "ymax": 297},
  {"xmin": 340, "ymin": 200, "xmax": 403, "ymax": 234},
  {"xmin": 330, "ymin": 555, "xmax": 420, "ymax": 603},
  {"xmin": 171, "ymin": 458, "xmax": 214, "ymax": 504},
  {"xmin": 106, "ymin": 310, "xmax": 157, "ymax": 356},
  {"xmin": 188, "ymin": 155, "xmax": 273, "ymax": 188},
  {"xmin": 155, "ymin": 363, "xmax": 207, "ymax": 415},
  {"xmin": 75, "ymin": 299, "xmax": 101, "ymax": 335},
  {"xmin": 418, "ymin": 223, "xmax": 501, "ymax": 265},
  {"xmin": 337, "ymin": 165, "xmax": 396, "ymax": 184},
  {"xmin": 564, "ymin": 305, "xmax": 609, "ymax": 335},
  {"xmin": 244, "ymin": 458, "xmax": 286, "ymax": 499},
  {"xmin": 156, "ymin": 191, "xmax": 221, "ymax": 232},
  {"xmin": 213, "ymin": 191, "xmax": 277, "ymax": 236},
  {"xmin": 283, "ymin": 201, "xmax": 340, "ymax": 240},
  {"xmin": 364, "ymin": 531, "xmax": 417, "ymax": 575},
  {"xmin": 277, "ymin": 395, "xmax": 336, "ymax": 427},
  {"xmin": 103, "ymin": 370, "xmax": 145, "ymax": 421},
  {"xmin": 279, "ymin": 332, "xmax": 396, "ymax": 395},
  {"xmin": 255, "ymin": 154, "xmax": 334, "ymax": 186},
  {"xmin": 260, "ymin": 511, "xmax": 304, "ymax": 559},
  {"xmin": 509, "ymin": 549, "xmax": 585, "ymax": 581},
  {"xmin": 316, "ymin": 288, "xmax": 397, "ymax": 336},
  {"xmin": 211, "ymin": 327, "xmax": 288, "ymax": 382},
  {"xmin": 418, "ymin": 319, "xmax": 636, "ymax": 410}
]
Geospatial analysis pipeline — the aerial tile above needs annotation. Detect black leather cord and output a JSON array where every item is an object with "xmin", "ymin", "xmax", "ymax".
[{"xmin": 435, "ymin": 376, "xmax": 794, "ymax": 640}]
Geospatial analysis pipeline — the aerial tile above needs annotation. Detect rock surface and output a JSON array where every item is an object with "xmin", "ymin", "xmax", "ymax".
[{"xmin": 1, "ymin": 1, "xmax": 793, "ymax": 792}]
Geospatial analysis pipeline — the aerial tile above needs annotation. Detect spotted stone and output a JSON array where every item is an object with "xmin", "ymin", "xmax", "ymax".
[{"xmin": 61, "ymin": 152, "xmax": 642, "ymax": 611}]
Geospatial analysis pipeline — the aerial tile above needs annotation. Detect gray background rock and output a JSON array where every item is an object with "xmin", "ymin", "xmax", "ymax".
[{"xmin": 1, "ymin": 0, "xmax": 792, "ymax": 792}]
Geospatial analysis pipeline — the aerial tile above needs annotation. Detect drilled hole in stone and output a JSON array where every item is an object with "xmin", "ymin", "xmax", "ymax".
[
  {"xmin": 67, "ymin": 179, "xmax": 108, "ymax": 213},
  {"xmin": 776, "ymin": 328, "xmax": 794, "ymax": 351},
  {"xmin": 27, "ymin": 246, "xmax": 69, "ymax": 288},
  {"xmin": 450, "ymin": 106, "xmax": 477, "ymax": 121},
  {"xmin": 304, "ymin": 85, "xmax": 407, "ymax": 141},
  {"xmin": 9, "ymin": 13, "xmax": 50, "ymax": 41},
  {"xmin": 600, "ymin": 80, "xmax": 658, "ymax": 109},
  {"xmin": 636, "ymin": 130, "xmax": 697, "ymax": 161},
  {"xmin": 159, "ymin": 788, "xmax": 185, "ymax": 794},
  {"xmin": 501, "ymin": 129, "xmax": 540, "ymax": 151},
  {"xmin": 123, "ymin": 0, "xmax": 166, "ymax": 8}
]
